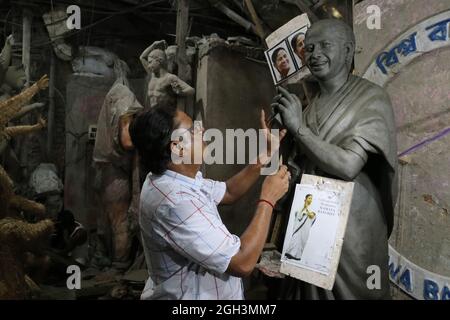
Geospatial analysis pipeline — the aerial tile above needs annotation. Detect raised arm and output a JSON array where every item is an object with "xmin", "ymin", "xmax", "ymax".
[
  {"xmin": 0, "ymin": 35, "xmax": 14, "ymax": 71},
  {"xmin": 169, "ymin": 74, "xmax": 195, "ymax": 96},
  {"xmin": 139, "ymin": 45, "xmax": 153, "ymax": 74},
  {"xmin": 226, "ymin": 165, "xmax": 290, "ymax": 277},
  {"xmin": 4, "ymin": 115, "xmax": 46, "ymax": 139},
  {"xmin": 11, "ymin": 102, "xmax": 45, "ymax": 121},
  {"xmin": 0, "ymin": 75, "xmax": 49, "ymax": 125},
  {"xmin": 221, "ymin": 110, "xmax": 286, "ymax": 205},
  {"xmin": 273, "ymin": 87, "xmax": 366, "ymax": 181}
]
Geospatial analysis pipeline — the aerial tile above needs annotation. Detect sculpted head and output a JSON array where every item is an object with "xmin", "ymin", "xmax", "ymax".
[
  {"xmin": 147, "ymin": 49, "xmax": 167, "ymax": 73},
  {"xmin": 304, "ymin": 19, "xmax": 355, "ymax": 81}
]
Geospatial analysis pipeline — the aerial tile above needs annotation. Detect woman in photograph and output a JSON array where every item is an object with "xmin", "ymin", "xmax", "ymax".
[
  {"xmin": 285, "ymin": 194, "xmax": 316, "ymax": 261},
  {"xmin": 271, "ymin": 47, "xmax": 291, "ymax": 80},
  {"xmin": 290, "ymin": 32, "xmax": 306, "ymax": 66}
]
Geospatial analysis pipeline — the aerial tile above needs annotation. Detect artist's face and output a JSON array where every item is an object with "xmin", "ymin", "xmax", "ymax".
[
  {"xmin": 295, "ymin": 35, "xmax": 305, "ymax": 62},
  {"xmin": 305, "ymin": 195, "xmax": 312, "ymax": 206},
  {"xmin": 171, "ymin": 111, "xmax": 205, "ymax": 165},
  {"xmin": 275, "ymin": 49, "xmax": 290, "ymax": 76},
  {"xmin": 304, "ymin": 28, "xmax": 348, "ymax": 80}
]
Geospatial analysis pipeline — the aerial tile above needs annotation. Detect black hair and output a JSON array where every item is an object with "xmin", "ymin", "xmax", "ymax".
[
  {"xmin": 305, "ymin": 194, "xmax": 312, "ymax": 199},
  {"xmin": 271, "ymin": 47, "xmax": 287, "ymax": 65},
  {"xmin": 129, "ymin": 105, "xmax": 178, "ymax": 176},
  {"xmin": 291, "ymin": 32, "xmax": 305, "ymax": 51}
]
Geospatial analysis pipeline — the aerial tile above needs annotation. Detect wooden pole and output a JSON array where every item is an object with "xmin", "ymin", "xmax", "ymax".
[
  {"xmin": 47, "ymin": 51, "xmax": 56, "ymax": 159},
  {"xmin": 20, "ymin": 9, "xmax": 32, "ymax": 177},
  {"xmin": 282, "ymin": 0, "xmax": 319, "ymax": 22},
  {"xmin": 175, "ymin": 0, "xmax": 190, "ymax": 113},
  {"xmin": 22, "ymin": 9, "xmax": 31, "ymax": 87},
  {"xmin": 243, "ymin": 0, "xmax": 266, "ymax": 43}
]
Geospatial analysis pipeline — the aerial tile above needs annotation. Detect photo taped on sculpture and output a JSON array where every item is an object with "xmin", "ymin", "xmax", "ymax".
[
  {"xmin": 281, "ymin": 184, "xmax": 341, "ymax": 275},
  {"xmin": 264, "ymin": 14, "xmax": 311, "ymax": 85},
  {"xmin": 280, "ymin": 174, "xmax": 354, "ymax": 290},
  {"xmin": 266, "ymin": 40, "xmax": 298, "ymax": 85}
]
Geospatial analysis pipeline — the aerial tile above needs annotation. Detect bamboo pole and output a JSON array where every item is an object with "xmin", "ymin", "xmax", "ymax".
[{"xmin": 47, "ymin": 51, "xmax": 55, "ymax": 159}]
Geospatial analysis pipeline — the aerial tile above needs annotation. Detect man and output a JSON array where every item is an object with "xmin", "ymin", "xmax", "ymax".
[
  {"xmin": 272, "ymin": 19, "xmax": 398, "ymax": 299},
  {"xmin": 93, "ymin": 59, "xmax": 143, "ymax": 271},
  {"xmin": 129, "ymin": 106, "xmax": 290, "ymax": 299}
]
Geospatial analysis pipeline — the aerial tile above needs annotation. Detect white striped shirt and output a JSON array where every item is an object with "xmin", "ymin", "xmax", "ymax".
[{"xmin": 139, "ymin": 170, "xmax": 244, "ymax": 300}]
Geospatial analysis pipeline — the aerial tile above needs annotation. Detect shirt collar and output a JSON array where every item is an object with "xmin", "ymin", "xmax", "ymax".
[{"xmin": 163, "ymin": 169, "xmax": 203, "ymax": 189}]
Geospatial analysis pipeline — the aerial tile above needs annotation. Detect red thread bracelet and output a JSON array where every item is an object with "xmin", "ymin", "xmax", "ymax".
[{"xmin": 258, "ymin": 199, "xmax": 274, "ymax": 210}]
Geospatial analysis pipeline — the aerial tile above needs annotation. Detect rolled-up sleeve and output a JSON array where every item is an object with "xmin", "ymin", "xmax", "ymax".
[
  {"xmin": 154, "ymin": 198, "xmax": 240, "ymax": 275},
  {"xmin": 202, "ymin": 179, "xmax": 226, "ymax": 205}
]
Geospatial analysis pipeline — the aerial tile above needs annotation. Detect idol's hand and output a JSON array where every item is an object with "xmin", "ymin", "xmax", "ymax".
[{"xmin": 271, "ymin": 86, "xmax": 303, "ymax": 135}]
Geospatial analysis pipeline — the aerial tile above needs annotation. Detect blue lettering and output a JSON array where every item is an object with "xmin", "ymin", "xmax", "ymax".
[
  {"xmin": 423, "ymin": 279, "xmax": 439, "ymax": 300},
  {"xmin": 441, "ymin": 285, "xmax": 450, "ymax": 300},
  {"xmin": 389, "ymin": 262, "xmax": 401, "ymax": 280},
  {"xmin": 399, "ymin": 268, "xmax": 412, "ymax": 292}
]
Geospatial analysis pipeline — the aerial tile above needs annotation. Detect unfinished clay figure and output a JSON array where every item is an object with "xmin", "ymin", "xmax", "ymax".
[
  {"xmin": 140, "ymin": 40, "xmax": 194, "ymax": 109},
  {"xmin": 273, "ymin": 19, "xmax": 398, "ymax": 300}
]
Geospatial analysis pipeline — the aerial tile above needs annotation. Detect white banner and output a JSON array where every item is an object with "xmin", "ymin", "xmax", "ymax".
[{"xmin": 388, "ymin": 245, "xmax": 450, "ymax": 300}]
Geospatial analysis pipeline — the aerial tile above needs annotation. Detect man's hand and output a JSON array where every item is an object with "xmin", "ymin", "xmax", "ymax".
[
  {"xmin": 271, "ymin": 86, "xmax": 303, "ymax": 135},
  {"xmin": 260, "ymin": 164, "xmax": 290, "ymax": 204},
  {"xmin": 258, "ymin": 109, "xmax": 287, "ymax": 166}
]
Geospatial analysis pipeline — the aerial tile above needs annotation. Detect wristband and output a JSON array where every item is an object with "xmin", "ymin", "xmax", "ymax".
[{"xmin": 258, "ymin": 199, "xmax": 275, "ymax": 210}]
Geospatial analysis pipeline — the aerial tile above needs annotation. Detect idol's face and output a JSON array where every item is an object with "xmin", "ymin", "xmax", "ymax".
[
  {"xmin": 275, "ymin": 49, "xmax": 290, "ymax": 76},
  {"xmin": 305, "ymin": 195, "xmax": 313, "ymax": 206},
  {"xmin": 147, "ymin": 50, "xmax": 165, "ymax": 72},
  {"xmin": 304, "ymin": 28, "xmax": 347, "ymax": 80}
]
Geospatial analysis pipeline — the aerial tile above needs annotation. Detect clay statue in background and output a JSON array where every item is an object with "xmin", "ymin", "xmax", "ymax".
[
  {"xmin": 93, "ymin": 59, "xmax": 143, "ymax": 272},
  {"xmin": 0, "ymin": 75, "xmax": 49, "ymax": 154},
  {"xmin": 0, "ymin": 36, "xmax": 45, "ymax": 116},
  {"xmin": 140, "ymin": 40, "xmax": 194, "ymax": 109},
  {"xmin": 0, "ymin": 163, "xmax": 53, "ymax": 299},
  {"xmin": 0, "ymin": 35, "xmax": 14, "ymax": 86}
]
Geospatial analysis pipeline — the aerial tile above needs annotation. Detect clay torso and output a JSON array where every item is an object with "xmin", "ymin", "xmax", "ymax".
[{"xmin": 147, "ymin": 73, "xmax": 177, "ymax": 108}]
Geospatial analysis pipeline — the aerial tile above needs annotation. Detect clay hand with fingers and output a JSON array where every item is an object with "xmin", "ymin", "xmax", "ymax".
[
  {"xmin": 36, "ymin": 115, "xmax": 47, "ymax": 128},
  {"xmin": 6, "ymin": 35, "xmax": 14, "ymax": 46},
  {"xmin": 36, "ymin": 75, "xmax": 49, "ymax": 90},
  {"xmin": 271, "ymin": 86, "xmax": 303, "ymax": 135}
]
